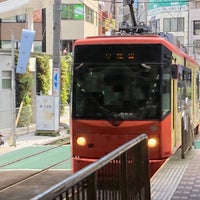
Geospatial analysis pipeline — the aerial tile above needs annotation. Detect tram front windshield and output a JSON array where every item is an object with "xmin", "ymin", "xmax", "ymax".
[{"xmin": 73, "ymin": 44, "xmax": 163, "ymax": 120}]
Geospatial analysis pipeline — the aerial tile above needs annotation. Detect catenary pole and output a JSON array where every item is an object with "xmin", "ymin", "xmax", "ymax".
[
  {"xmin": 53, "ymin": 0, "xmax": 61, "ymax": 127},
  {"xmin": 9, "ymin": 32, "xmax": 16, "ymax": 146},
  {"xmin": 53, "ymin": 0, "xmax": 61, "ymax": 67}
]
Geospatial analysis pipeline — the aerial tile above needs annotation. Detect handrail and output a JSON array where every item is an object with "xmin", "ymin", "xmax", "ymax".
[{"xmin": 32, "ymin": 134, "xmax": 150, "ymax": 200}]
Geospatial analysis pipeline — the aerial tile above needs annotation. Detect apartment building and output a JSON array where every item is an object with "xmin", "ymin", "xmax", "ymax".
[
  {"xmin": 0, "ymin": 10, "xmax": 43, "ymax": 51},
  {"xmin": 189, "ymin": 1, "xmax": 200, "ymax": 63},
  {"xmin": 119, "ymin": 0, "xmax": 200, "ymax": 64},
  {"xmin": 0, "ymin": 0, "xmax": 99, "ymax": 54},
  {"xmin": 147, "ymin": 0, "xmax": 200, "ymax": 63},
  {"xmin": 54, "ymin": 0, "xmax": 99, "ymax": 54}
]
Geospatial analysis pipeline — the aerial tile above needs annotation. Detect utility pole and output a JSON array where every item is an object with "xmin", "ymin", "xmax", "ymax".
[
  {"xmin": 42, "ymin": 8, "xmax": 46, "ymax": 52},
  {"xmin": 9, "ymin": 33, "xmax": 16, "ymax": 146},
  {"xmin": 53, "ymin": 0, "xmax": 61, "ymax": 72},
  {"xmin": 53, "ymin": 0, "xmax": 61, "ymax": 127},
  {"xmin": 111, "ymin": 0, "xmax": 116, "ymax": 19}
]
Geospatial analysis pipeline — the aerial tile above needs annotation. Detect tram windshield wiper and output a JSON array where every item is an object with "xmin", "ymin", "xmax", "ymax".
[{"xmin": 75, "ymin": 63, "xmax": 84, "ymax": 70}]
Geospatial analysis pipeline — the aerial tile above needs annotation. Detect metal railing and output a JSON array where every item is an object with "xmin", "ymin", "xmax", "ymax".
[{"xmin": 32, "ymin": 134, "xmax": 150, "ymax": 200}]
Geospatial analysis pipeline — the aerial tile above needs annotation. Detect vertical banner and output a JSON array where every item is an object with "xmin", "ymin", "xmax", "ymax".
[{"xmin": 16, "ymin": 29, "xmax": 35, "ymax": 74}]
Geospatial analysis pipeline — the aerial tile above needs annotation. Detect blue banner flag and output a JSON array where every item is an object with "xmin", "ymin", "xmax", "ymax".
[{"xmin": 16, "ymin": 29, "xmax": 35, "ymax": 74}]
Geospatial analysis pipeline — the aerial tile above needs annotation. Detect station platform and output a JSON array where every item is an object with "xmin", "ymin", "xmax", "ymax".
[{"xmin": 151, "ymin": 147, "xmax": 200, "ymax": 200}]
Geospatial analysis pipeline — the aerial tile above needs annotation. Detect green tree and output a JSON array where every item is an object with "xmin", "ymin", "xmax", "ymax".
[
  {"xmin": 16, "ymin": 70, "xmax": 33, "ymax": 106},
  {"xmin": 16, "ymin": 69, "xmax": 33, "ymax": 127},
  {"xmin": 36, "ymin": 54, "xmax": 51, "ymax": 95},
  {"xmin": 60, "ymin": 54, "xmax": 72, "ymax": 113}
]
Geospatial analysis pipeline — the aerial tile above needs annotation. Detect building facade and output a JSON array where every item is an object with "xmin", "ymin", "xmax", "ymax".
[
  {"xmin": 119, "ymin": 0, "xmax": 200, "ymax": 64},
  {"xmin": 51, "ymin": 0, "xmax": 99, "ymax": 54},
  {"xmin": 0, "ymin": 0, "xmax": 99, "ymax": 54},
  {"xmin": 188, "ymin": 1, "xmax": 200, "ymax": 63},
  {"xmin": 0, "ymin": 10, "xmax": 43, "ymax": 51},
  {"xmin": 0, "ymin": 53, "xmax": 14, "ymax": 130},
  {"xmin": 0, "ymin": 0, "xmax": 199, "ymax": 63},
  {"xmin": 146, "ymin": 0, "xmax": 200, "ymax": 64}
]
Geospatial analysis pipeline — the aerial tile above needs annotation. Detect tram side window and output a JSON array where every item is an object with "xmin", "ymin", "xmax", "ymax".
[
  {"xmin": 178, "ymin": 69, "xmax": 183, "ymax": 111},
  {"xmin": 177, "ymin": 69, "xmax": 192, "ymax": 111},
  {"xmin": 162, "ymin": 72, "xmax": 171, "ymax": 117},
  {"xmin": 185, "ymin": 71, "xmax": 192, "ymax": 100},
  {"xmin": 184, "ymin": 71, "xmax": 192, "ymax": 106}
]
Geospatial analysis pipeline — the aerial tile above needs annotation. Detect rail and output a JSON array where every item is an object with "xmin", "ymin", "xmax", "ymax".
[{"xmin": 32, "ymin": 134, "xmax": 150, "ymax": 200}]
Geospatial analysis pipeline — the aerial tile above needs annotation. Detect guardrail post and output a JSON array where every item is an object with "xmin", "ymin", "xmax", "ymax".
[
  {"xmin": 87, "ymin": 173, "xmax": 97, "ymax": 200},
  {"xmin": 120, "ymin": 153, "xmax": 128, "ymax": 200}
]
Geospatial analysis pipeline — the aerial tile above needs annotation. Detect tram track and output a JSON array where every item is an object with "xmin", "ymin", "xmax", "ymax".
[
  {"xmin": 0, "ymin": 143, "xmax": 67, "ymax": 168},
  {"xmin": 0, "ymin": 156, "xmax": 71, "ymax": 193},
  {"xmin": 0, "ymin": 143, "xmax": 72, "ymax": 199}
]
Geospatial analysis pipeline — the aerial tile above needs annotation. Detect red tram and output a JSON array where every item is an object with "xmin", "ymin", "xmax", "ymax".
[{"xmin": 70, "ymin": 34, "xmax": 200, "ymax": 176}]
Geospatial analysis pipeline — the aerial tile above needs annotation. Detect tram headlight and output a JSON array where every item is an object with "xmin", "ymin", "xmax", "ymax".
[
  {"xmin": 77, "ymin": 137, "xmax": 86, "ymax": 146},
  {"xmin": 148, "ymin": 138, "xmax": 157, "ymax": 148}
]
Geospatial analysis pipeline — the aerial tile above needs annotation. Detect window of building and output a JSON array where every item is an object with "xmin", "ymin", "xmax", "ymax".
[
  {"xmin": 61, "ymin": 4, "xmax": 95, "ymax": 24},
  {"xmin": 163, "ymin": 17, "xmax": 184, "ymax": 32},
  {"xmin": 193, "ymin": 40, "xmax": 200, "ymax": 54},
  {"xmin": 1, "ymin": 12, "xmax": 41, "ymax": 23},
  {"xmin": 2, "ymin": 71, "xmax": 12, "ymax": 89},
  {"xmin": 163, "ymin": 18, "xmax": 170, "ymax": 32},
  {"xmin": 191, "ymin": 1, "xmax": 200, "ymax": 8},
  {"xmin": 85, "ymin": 6, "xmax": 94, "ymax": 23},
  {"xmin": 1, "ymin": 40, "xmax": 20, "ymax": 49},
  {"xmin": 2, "ymin": 14, "xmax": 26, "ymax": 22},
  {"xmin": 33, "ymin": 41, "xmax": 42, "ymax": 52},
  {"xmin": 195, "ymin": 1, "xmax": 200, "ymax": 8},
  {"xmin": 16, "ymin": 15, "xmax": 26, "ymax": 22},
  {"xmin": 1, "ymin": 41, "xmax": 12, "ymax": 49},
  {"xmin": 193, "ymin": 20, "xmax": 200, "ymax": 35},
  {"xmin": 61, "ymin": 4, "xmax": 84, "ymax": 20}
]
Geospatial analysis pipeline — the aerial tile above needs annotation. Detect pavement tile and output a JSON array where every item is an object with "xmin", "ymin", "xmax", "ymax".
[{"xmin": 151, "ymin": 149, "xmax": 200, "ymax": 200}]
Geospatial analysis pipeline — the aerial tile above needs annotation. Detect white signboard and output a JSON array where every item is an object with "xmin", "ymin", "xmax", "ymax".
[{"xmin": 36, "ymin": 95, "xmax": 59, "ymax": 131}]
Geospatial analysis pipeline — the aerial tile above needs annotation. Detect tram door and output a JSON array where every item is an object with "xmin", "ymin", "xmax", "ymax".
[
  {"xmin": 172, "ymin": 79, "xmax": 178, "ymax": 150},
  {"xmin": 171, "ymin": 75, "xmax": 182, "ymax": 151}
]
